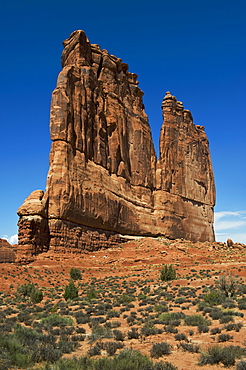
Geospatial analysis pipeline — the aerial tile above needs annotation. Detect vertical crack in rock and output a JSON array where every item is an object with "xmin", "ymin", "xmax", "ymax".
[{"xmin": 17, "ymin": 30, "xmax": 216, "ymax": 262}]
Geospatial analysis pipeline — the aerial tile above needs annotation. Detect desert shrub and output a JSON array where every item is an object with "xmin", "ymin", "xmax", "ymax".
[
  {"xmin": 17, "ymin": 283, "xmax": 35, "ymax": 297},
  {"xmin": 219, "ymin": 315, "xmax": 234, "ymax": 324},
  {"xmin": 106, "ymin": 310, "xmax": 120, "ymax": 319},
  {"xmin": 217, "ymin": 274, "xmax": 240, "ymax": 297},
  {"xmin": 237, "ymin": 361, "xmax": 246, "ymax": 370},
  {"xmin": 175, "ymin": 297, "xmax": 187, "ymax": 304},
  {"xmin": 199, "ymin": 345, "xmax": 245, "ymax": 367},
  {"xmin": 88, "ymin": 344, "xmax": 101, "ymax": 356},
  {"xmin": 89, "ymin": 317, "xmax": 106, "ymax": 327},
  {"xmin": 13, "ymin": 323, "xmax": 44, "ymax": 346},
  {"xmin": 150, "ymin": 342, "xmax": 171, "ymax": 358},
  {"xmin": 41, "ymin": 313, "xmax": 73, "ymax": 327},
  {"xmin": 179, "ymin": 342, "xmax": 200, "ymax": 353},
  {"xmin": 0, "ymin": 324, "xmax": 63, "ymax": 368},
  {"xmin": 127, "ymin": 327, "xmax": 139, "ymax": 339},
  {"xmin": 159, "ymin": 312, "xmax": 185, "ymax": 326},
  {"xmin": 184, "ymin": 314, "xmax": 210, "ymax": 327},
  {"xmin": 17, "ymin": 283, "xmax": 43, "ymax": 303},
  {"xmin": 199, "ymin": 346, "xmax": 224, "ymax": 365},
  {"xmin": 57, "ymin": 338, "xmax": 77, "ymax": 354},
  {"xmin": 30, "ymin": 288, "xmax": 43, "ymax": 303},
  {"xmin": 174, "ymin": 333, "xmax": 188, "ymax": 341},
  {"xmin": 154, "ymin": 304, "xmax": 168, "ymax": 313},
  {"xmin": 222, "ymin": 298, "xmax": 236, "ymax": 309},
  {"xmin": 0, "ymin": 332, "xmax": 33, "ymax": 368},
  {"xmin": 71, "ymin": 334, "xmax": 85, "ymax": 341},
  {"xmin": 126, "ymin": 316, "xmax": 136, "ymax": 325},
  {"xmin": 156, "ymin": 362, "xmax": 178, "ymax": 370},
  {"xmin": 113, "ymin": 329, "xmax": 125, "ymax": 341},
  {"xmin": 209, "ymin": 307, "xmax": 223, "ymax": 320},
  {"xmin": 160, "ymin": 265, "xmax": 176, "ymax": 282},
  {"xmin": 89, "ymin": 325, "xmax": 113, "ymax": 342},
  {"xmin": 238, "ymin": 302, "xmax": 246, "ymax": 310},
  {"xmin": 70, "ymin": 268, "xmax": 82, "ymax": 280},
  {"xmin": 203, "ymin": 290, "xmax": 224, "ymax": 306},
  {"xmin": 218, "ymin": 333, "xmax": 233, "ymax": 342},
  {"xmin": 164, "ymin": 326, "xmax": 178, "ymax": 334},
  {"xmin": 210, "ymin": 327, "xmax": 221, "ymax": 335},
  {"xmin": 224, "ymin": 323, "xmax": 243, "ymax": 332},
  {"xmin": 87, "ymin": 287, "xmax": 97, "ymax": 301},
  {"xmin": 76, "ymin": 327, "xmax": 86, "ymax": 334},
  {"xmin": 32, "ymin": 343, "xmax": 62, "ymax": 363},
  {"xmin": 141, "ymin": 323, "xmax": 161, "ymax": 337},
  {"xmin": 103, "ymin": 341, "xmax": 124, "ymax": 356},
  {"xmin": 198, "ymin": 324, "xmax": 209, "ymax": 333},
  {"xmin": 38, "ymin": 352, "xmax": 178, "ymax": 370},
  {"xmin": 119, "ymin": 294, "xmax": 135, "ymax": 304},
  {"xmin": 73, "ymin": 312, "xmax": 90, "ymax": 324},
  {"xmin": 105, "ymin": 321, "xmax": 121, "ymax": 329},
  {"xmin": 60, "ymin": 326, "xmax": 74, "ymax": 336},
  {"xmin": 64, "ymin": 281, "xmax": 78, "ymax": 301},
  {"xmin": 117, "ymin": 348, "xmax": 159, "ymax": 369}
]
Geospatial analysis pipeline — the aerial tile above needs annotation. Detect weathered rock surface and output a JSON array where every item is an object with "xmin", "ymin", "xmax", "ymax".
[
  {"xmin": 17, "ymin": 30, "xmax": 216, "ymax": 262},
  {"xmin": 0, "ymin": 238, "xmax": 16, "ymax": 263}
]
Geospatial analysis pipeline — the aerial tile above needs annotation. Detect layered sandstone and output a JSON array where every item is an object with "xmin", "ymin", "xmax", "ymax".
[{"xmin": 17, "ymin": 30, "xmax": 216, "ymax": 262}]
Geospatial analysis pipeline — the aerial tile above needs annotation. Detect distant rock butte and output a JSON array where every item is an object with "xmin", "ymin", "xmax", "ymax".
[{"xmin": 17, "ymin": 30, "xmax": 216, "ymax": 262}]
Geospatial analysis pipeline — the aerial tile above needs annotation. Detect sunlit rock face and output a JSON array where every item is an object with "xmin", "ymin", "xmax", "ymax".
[{"xmin": 17, "ymin": 30, "xmax": 215, "ymax": 262}]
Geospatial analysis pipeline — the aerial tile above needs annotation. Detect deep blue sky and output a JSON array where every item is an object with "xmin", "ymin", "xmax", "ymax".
[{"xmin": 1, "ymin": 0, "xmax": 245, "ymax": 244}]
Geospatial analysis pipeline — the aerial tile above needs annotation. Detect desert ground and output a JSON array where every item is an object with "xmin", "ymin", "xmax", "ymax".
[{"xmin": 0, "ymin": 237, "xmax": 246, "ymax": 369}]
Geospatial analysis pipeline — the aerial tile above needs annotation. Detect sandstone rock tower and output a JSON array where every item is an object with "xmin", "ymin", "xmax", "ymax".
[{"xmin": 17, "ymin": 30, "xmax": 216, "ymax": 262}]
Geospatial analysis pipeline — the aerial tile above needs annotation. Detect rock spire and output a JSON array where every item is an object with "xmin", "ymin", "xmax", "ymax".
[{"xmin": 17, "ymin": 30, "xmax": 216, "ymax": 262}]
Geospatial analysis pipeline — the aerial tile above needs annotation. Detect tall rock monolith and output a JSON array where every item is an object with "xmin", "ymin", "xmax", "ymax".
[{"xmin": 17, "ymin": 30, "xmax": 216, "ymax": 262}]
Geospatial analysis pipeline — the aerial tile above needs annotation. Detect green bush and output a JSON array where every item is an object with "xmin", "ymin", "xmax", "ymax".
[
  {"xmin": 16, "ymin": 283, "xmax": 43, "ymax": 303},
  {"xmin": 64, "ymin": 281, "xmax": 78, "ymax": 301},
  {"xmin": 127, "ymin": 327, "xmax": 139, "ymax": 339},
  {"xmin": 70, "ymin": 268, "xmax": 82, "ymax": 280},
  {"xmin": 179, "ymin": 342, "xmax": 200, "ymax": 353},
  {"xmin": 150, "ymin": 342, "xmax": 171, "ymax": 358},
  {"xmin": 224, "ymin": 323, "xmax": 243, "ymax": 332},
  {"xmin": 203, "ymin": 290, "xmax": 225, "ymax": 305},
  {"xmin": 210, "ymin": 327, "xmax": 221, "ymax": 335},
  {"xmin": 159, "ymin": 312, "xmax": 185, "ymax": 326},
  {"xmin": 30, "ymin": 288, "xmax": 43, "ymax": 304},
  {"xmin": 113, "ymin": 329, "xmax": 125, "ymax": 341},
  {"xmin": 174, "ymin": 333, "xmax": 188, "ymax": 341},
  {"xmin": 199, "ymin": 345, "xmax": 245, "ymax": 367},
  {"xmin": 103, "ymin": 341, "xmax": 124, "ymax": 356},
  {"xmin": 237, "ymin": 361, "xmax": 246, "ymax": 370},
  {"xmin": 218, "ymin": 333, "xmax": 233, "ymax": 342},
  {"xmin": 88, "ymin": 344, "xmax": 101, "ymax": 357},
  {"xmin": 141, "ymin": 323, "xmax": 161, "ymax": 337},
  {"xmin": 89, "ymin": 325, "xmax": 113, "ymax": 343},
  {"xmin": 198, "ymin": 324, "xmax": 209, "ymax": 333},
  {"xmin": 41, "ymin": 313, "xmax": 73, "ymax": 327},
  {"xmin": 160, "ymin": 265, "xmax": 176, "ymax": 282},
  {"xmin": 87, "ymin": 287, "xmax": 97, "ymax": 301},
  {"xmin": 217, "ymin": 274, "xmax": 240, "ymax": 297},
  {"xmin": 184, "ymin": 314, "xmax": 210, "ymax": 327}
]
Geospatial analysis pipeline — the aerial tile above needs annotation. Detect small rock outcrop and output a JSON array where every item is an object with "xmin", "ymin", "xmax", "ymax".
[
  {"xmin": 17, "ymin": 30, "xmax": 216, "ymax": 262},
  {"xmin": 0, "ymin": 239, "xmax": 16, "ymax": 263}
]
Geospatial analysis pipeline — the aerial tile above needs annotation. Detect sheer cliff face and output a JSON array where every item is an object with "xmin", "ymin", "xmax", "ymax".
[{"xmin": 17, "ymin": 30, "xmax": 216, "ymax": 262}]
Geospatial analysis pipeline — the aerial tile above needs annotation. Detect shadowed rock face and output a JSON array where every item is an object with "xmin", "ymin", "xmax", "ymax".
[{"xmin": 17, "ymin": 30, "xmax": 216, "ymax": 262}]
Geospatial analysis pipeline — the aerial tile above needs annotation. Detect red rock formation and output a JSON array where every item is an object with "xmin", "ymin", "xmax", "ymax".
[
  {"xmin": 0, "ymin": 238, "xmax": 16, "ymax": 263},
  {"xmin": 17, "ymin": 30, "xmax": 216, "ymax": 262}
]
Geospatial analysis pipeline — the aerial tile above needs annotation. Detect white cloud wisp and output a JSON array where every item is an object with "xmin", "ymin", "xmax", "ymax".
[
  {"xmin": 1, "ymin": 234, "xmax": 18, "ymax": 245},
  {"xmin": 214, "ymin": 210, "xmax": 246, "ymax": 244}
]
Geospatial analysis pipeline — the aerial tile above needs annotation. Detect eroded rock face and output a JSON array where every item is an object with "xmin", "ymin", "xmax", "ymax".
[{"xmin": 17, "ymin": 30, "xmax": 216, "ymax": 261}]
